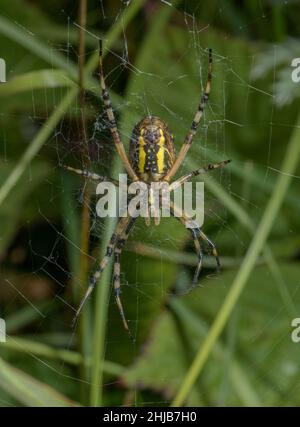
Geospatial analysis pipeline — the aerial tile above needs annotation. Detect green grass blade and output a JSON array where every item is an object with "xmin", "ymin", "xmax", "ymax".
[
  {"xmin": 90, "ymin": 0, "xmax": 150, "ymax": 406},
  {"xmin": 89, "ymin": 157, "xmax": 121, "ymax": 407},
  {"xmin": 0, "ymin": 87, "xmax": 77, "ymax": 207},
  {"xmin": 0, "ymin": 1, "xmax": 142, "ymax": 208},
  {"xmin": 0, "ymin": 69, "xmax": 75, "ymax": 96},
  {"xmin": 172, "ymin": 115, "xmax": 300, "ymax": 406},
  {"xmin": 0, "ymin": 356, "xmax": 80, "ymax": 407},
  {"xmin": 0, "ymin": 14, "xmax": 78, "ymax": 79},
  {"xmin": 89, "ymin": 0, "xmax": 180, "ymax": 407},
  {"xmin": 1, "ymin": 337, "xmax": 124, "ymax": 377},
  {"xmin": 5, "ymin": 300, "xmax": 52, "ymax": 333},
  {"xmin": 198, "ymin": 170, "xmax": 296, "ymax": 316},
  {"xmin": 170, "ymin": 299, "xmax": 260, "ymax": 406}
]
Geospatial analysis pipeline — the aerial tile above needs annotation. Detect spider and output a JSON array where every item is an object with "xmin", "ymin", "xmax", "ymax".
[{"xmin": 64, "ymin": 41, "xmax": 230, "ymax": 338}]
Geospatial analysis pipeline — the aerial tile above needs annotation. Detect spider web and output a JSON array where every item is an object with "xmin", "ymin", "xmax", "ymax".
[{"xmin": 1, "ymin": 0, "xmax": 300, "ymax": 408}]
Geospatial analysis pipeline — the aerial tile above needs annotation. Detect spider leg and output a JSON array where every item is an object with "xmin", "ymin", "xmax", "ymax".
[
  {"xmin": 168, "ymin": 159, "xmax": 231, "ymax": 192},
  {"xmin": 190, "ymin": 228, "xmax": 204, "ymax": 285},
  {"xmin": 170, "ymin": 202, "xmax": 203, "ymax": 285},
  {"xmin": 198, "ymin": 229, "xmax": 221, "ymax": 272},
  {"xmin": 171, "ymin": 200, "xmax": 220, "ymax": 282},
  {"xmin": 62, "ymin": 164, "xmax": 119, "ymax": 186},
  {"xmin": 98, "ymin": 41, "xmax": 138, "ymax": 182},
  {"xmin": 113, "ymin": 216, "xmax": 137, "ymax": 339},
  {"xmin": 149, "ymin": 186, "xmax": 160, "ymax": 226},
  {"xmin": 73, "ymin": 216, "xmax": 130, "ymax": 323},
  {"xmin": 164, "ymin": 49, "xmax": 213, "ymax": 182}
]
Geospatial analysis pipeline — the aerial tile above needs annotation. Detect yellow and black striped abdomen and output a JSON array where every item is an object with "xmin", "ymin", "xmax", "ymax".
[{"xmin": 129, "ymin": 116, "xmax": 175, "ymax": 182}]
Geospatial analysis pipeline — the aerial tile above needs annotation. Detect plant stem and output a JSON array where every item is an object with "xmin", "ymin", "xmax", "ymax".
[
  {"xmin": 89, "ymin": 155, "xmax": 122, "ymax": 407},
  {"xmin": 88, "ymin": 0, "xmax": 179, "ymax": 407},
  {"xmin": 76, "ymin": 0, "xmax": 92, "ymax": 404},
  {"xmin": 171, "ymin": 115, "xmax": 300, "ymax": 406}
]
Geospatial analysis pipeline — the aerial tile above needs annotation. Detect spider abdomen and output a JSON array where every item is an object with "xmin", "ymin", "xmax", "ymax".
[{"xmin": 129, "ymin": 116, "xmax": 175, "ymax": 182}]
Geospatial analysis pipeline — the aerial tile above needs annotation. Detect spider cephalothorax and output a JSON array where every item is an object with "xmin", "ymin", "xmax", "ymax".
[
  {"xmin": 64, "ymin": 42, "xmax": 230, "ymax": 338},
  {"xmin": 129, "ymin": 116, "xmax": 175, "ymax": 182}
]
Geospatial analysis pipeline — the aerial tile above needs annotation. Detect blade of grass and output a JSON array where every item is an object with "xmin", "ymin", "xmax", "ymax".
[
  {"xmin": 202, "ymin": 175, "xmax": 297, "ymax": 317},
  {"xmin": 186, "ymin": 154, "xmax": 296, "ymax": 317},
  {"xmin": 5, "ymin": 300, "xmax": 53, "ymax": 333},
  {"xmin": 89, "ymin": 0, "xmax": 180, "ymax": 407},
  {"xmin": 32, "ymin": 24, "xmax": 104, "ymax": 47},
  {"xmin": 0, "ymin": 87, "xmax": 77, "ymax": 206},
  {"xmin": 60, "ymin": 174, "xmax": 81, "ymax": 295},
  {"xmin": 0, "ymin": 14, "xmax": 79, "ymax": 80},
  {"xmin": 170, "ymin": 299, "xmax": 260, "ymax": 406},
  {"xmin": 217, "ymin": 160, "xmax": 251, "ymax": 406},
  {"xmin": 126, "ymin": 241, "xmax": 263, "ymax": 269},
  {"xmin": 172, "ymin": 115, "xmax": 300, "ymax": 406},
  {"xmin": 0, "ymin": 69, "xmax": 75, "ymax": 95},
  {"xmin": 176, "ymin": 144, "xmax": 296, "ymax": 317},
  {"xmin": 76, "ymin": 0, "xmax": 92, "ymax": 404},
  {"xmin": 0, "ymin": 0, "xmax": 144, "ymax": 208},
  {"xmin": 196, "ymin": 145, "xmax": 300, "ymax": 212},
  {"xmin": 0, "ymin": 337, "xmax": 124, "ymax": 377},
  {"xmin": 89, "ymin": 156, "xmax": 121, "ymax": 407},
  {"xmin": 0, "ymin": 14, "xmax": 105, "ymax": 94},
  {"xmin": 0, "ymin": 356, "xmax": 80, "ymax": 407}
]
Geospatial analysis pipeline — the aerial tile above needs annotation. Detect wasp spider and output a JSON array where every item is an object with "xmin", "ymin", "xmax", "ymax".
[{"xmin": 65, "ymin": 41, "xmax": 230, "ymax": 338}]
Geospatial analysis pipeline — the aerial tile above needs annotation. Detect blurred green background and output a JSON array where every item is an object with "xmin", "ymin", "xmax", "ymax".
[{"xmin": 0, "ymin": 0, "xmax": 300, "ymax": 407}]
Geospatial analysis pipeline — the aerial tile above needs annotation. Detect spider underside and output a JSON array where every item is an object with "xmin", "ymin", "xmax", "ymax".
[{"xmin": 64, "ymin": 42, "xmax": 230, "ymax": 338}]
